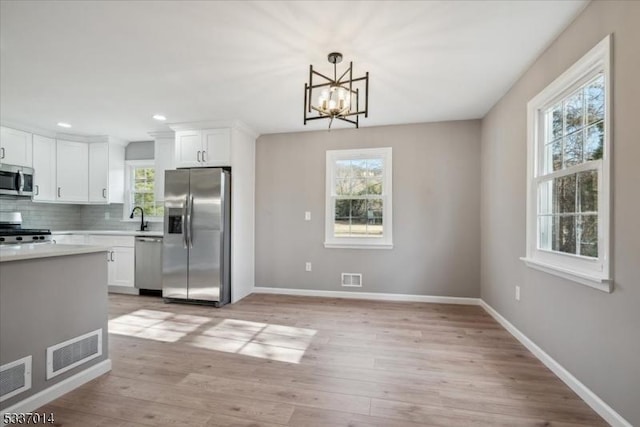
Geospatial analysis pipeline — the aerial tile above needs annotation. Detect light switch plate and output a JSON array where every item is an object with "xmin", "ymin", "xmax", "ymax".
[{"xmin": 305, "ymin": 211, "xmax": 311, "ymax": 221}]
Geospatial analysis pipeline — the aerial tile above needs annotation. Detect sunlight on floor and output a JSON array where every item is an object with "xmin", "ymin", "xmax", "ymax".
[{"xmin": 109, "ymin": 310, "xmax": 316, "ymax": 363}]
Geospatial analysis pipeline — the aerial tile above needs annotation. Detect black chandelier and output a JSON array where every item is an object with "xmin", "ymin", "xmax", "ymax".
[{"xmin": 304, "ymin": 52, "xmax": 369, "ymax": 129}]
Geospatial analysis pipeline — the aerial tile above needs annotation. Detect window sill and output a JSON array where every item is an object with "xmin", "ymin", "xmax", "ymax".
[
  {"xmin": 324, "ymin": 242, "xmax": 393, "ymax": 250},
  {"xmin": 520, "ymin": 257, "xmax": 612, "ymax": 293}
]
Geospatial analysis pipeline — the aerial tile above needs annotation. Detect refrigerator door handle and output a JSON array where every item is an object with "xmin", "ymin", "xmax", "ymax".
[
  {"xmin": 188, "ymin": 194, "xmax": 194, "ymax": 248},
  {"xmin": 182, "ymin": 195, "xmax": 188, "ymax": 249}
]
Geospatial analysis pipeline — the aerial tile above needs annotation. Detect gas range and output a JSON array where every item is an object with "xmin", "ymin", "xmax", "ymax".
[{"xmin": 0, "ymin": 212, "xmax": 52, "ymax": 245}]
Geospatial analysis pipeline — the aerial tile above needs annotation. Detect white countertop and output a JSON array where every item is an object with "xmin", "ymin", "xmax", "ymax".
[
  {"xmin": 0, "ymin": 243, "xmax": 110, "ymax": 262},
  {"xmin": 52, "ymin": 230, "xmax": 163, "ymax": 237}
]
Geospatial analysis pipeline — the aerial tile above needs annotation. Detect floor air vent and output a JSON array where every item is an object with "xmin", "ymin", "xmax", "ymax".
[
  {"xmin": 0, "ymin": 355, "xmax": 32, "ymax": 402},
  {"xmin": 341, "ymin": 273, "xmax": 362, "ymax": 287},
  {"xmin": 46, "ymin": 329, "xmax": 102, "ymax": 379}
]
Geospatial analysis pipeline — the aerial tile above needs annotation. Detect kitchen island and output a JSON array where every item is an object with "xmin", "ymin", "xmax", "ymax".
[{"xmin": 0, "ymin": 244, "xmax": 112, "ymax": 415}]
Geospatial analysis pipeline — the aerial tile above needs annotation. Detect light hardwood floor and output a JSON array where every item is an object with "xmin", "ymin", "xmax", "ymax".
[{"xmin": 39, "ymin": 294, "xmax": 606, "ymax": 426}]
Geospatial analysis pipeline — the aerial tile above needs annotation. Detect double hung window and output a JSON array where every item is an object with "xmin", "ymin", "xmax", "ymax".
[{"xmin": 523, "ymin": 35, "xmax": 612, "ymax": 292}]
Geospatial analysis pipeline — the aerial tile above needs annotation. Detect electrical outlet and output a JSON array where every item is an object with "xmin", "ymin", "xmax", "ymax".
[
  {"xmin": 305, "ymin": 262, "xmax": 312, "ymax": 272},
  {"xmin": 104, "ymin": 212, "xmax": 110, "ymax": 220},
  {"xmin": 515, "ymin": 286, "xmax": 521, "ymax": 301},
  {"xmin": 305, "ymin": 211, "xmax": 311, "ymax": 221}
]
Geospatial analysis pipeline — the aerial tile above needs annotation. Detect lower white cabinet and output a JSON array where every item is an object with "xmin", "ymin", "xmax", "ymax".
[
  {"xmin": 85, "ymin": 235, "xmax": 136, "ymax": 292},
  {"xmin": 108, "ymin": 246, "xmax": 135, "ymax": 288}
]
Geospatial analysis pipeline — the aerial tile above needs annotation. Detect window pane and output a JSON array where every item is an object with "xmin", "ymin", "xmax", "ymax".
[
  {"xmin": 336, "ymin": 160, "xmax": 351, "ymax": 178},
  {"xmin": 578, "ymin": 215, "xmax": 598, "ymax": 257},
  {"xmin": 585, "ymin": 122, "xmax": 604, "ymax": 161},
  {"xmin": 352, "ymin": 160, "xmax": 368, "ymax": 177},
  {"xmin": 544, "ymin": 139, "xmax": 562, "ymax": 173},
  {"xmin": 366, "ymin": 199, "xmax": 383, "ymax": 236},
  {"xmin": 335, "ymin": 199, "xmax": 352, "ymax": 236},
  {"xmin": 336, "ymin": 179, "xmax": 351, "ymax": 195},
  {"xmin": 546, "ymin": 104, "xmax": 563, "ymax": 142},
  {"xmin": 563, "ymin": 132, "xmax": 583, "ymax": 168},
  {"xmin": 368, "ymin": 159, "xmax": 383, "ymax": 177},
  {"xmin": 538, "ymin": 215, "xmax": 553, "ymax": 251},
  {"xmin": 586, "ymin": 74, "xmax": 605, "ymax": 125},
  {"xmin": 553, "ymin": 215, "xmax": 577, "ymax": 255},
  {"xmin": 367, "ymin": 177, "xmax": 382, "ymax": 195},
  {"xmin": 538, "ymin": 180, "xmax": 553, "ymax": 215},
  {"xmin": 351, "ymin": 178, "xmax": 367, "ymax": 195},
  {"xmin": 553, "ymin": 174, "xmax": 576, "ymax": 214},
  {"xmin": 564, "ymin": 91, "xmax": 584, "ymax": 134},
  {"xmin": 350, "ymin": 217, "xmax": 368, "ymax": 236},
  {"xmin": 578, "ymin": 171, "xmax": 598, "ymax": 213}
]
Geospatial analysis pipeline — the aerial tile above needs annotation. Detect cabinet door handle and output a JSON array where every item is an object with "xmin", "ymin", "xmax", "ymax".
[
  {"xmin": 0, "ymin": 147, "xmax": 4, "ymax": 159},
  {"xmin": 110, "ymin": 251, "xmax": 115, "ymax": 262},
  {"xmin": 35, "ymin": 185, "xmax": 39, "ymax": 196},
  {"xmin": 57, "ymin": 187, "xmax": 61, "ymax": 198},
  {"xmin": 102, "ymin": 188, "xmax": 107, "ymax": 199},
  {"xmin": 202, "ymin": 151, "xmax": 206, "ymax": 163},
  {"xmin": 197, "ymin": 150, "xmax": 201, "ymax": 162}
]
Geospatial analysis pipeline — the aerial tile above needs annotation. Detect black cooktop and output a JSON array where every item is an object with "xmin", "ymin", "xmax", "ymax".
[{"xmin": 0, "ymin": 228, "xmax": 51, "ymax": 236}]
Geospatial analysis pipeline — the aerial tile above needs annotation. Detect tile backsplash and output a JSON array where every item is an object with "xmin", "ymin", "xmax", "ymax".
[{"xmin": 0, "ymin": 197, "xmax": 162, "ymax": 232}]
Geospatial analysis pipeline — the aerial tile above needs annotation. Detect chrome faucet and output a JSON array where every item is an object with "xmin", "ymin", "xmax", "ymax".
[{"xmin": 129, "ymin": 206, "xmax": 148, "ymax": 231}]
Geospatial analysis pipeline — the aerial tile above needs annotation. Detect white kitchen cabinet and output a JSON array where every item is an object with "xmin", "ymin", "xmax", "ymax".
[
  {"xmin": 108, "ymin": 246, "xmax": 135, "ymax": 288},
  {"xmin": 175, "ymin": 128, "xmax": 230, "ymax": 168},
  {"xmin": 153, "ymin": 133, "xmax": 176, "ymax": 201},
  {"xmin": 0, "ymin": 126, "xmax": 32, "ymax": 167},
  {"xmin": 56, "ymin": 140, "xmax": 88, "ymax": 203},
  {"xmin": 88, "ymin": 142, "xmax": 125, "ymax": 204},
  {"xmin": 88, "ymin": 235, "xmax": 135, "ymax": 292},
  {"xmin": 32, "ymin": 135, "xmax": 57, "ymax": 202}
]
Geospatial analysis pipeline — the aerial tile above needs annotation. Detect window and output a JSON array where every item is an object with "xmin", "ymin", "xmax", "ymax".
[
  {"xmin": 124, "ymin": 160, "xmax": 163, "ymax": 220},
  {"xmin": 325, "ymin": 147, "xmax": 392, "ymax": 249},
  {"xmin": 523, "ymin": 35, "xmax": 611, "ymax": 292}
]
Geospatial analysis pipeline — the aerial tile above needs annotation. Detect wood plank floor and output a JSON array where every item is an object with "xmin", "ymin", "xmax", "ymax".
[{"xmin": 39, "ymin": 294, "xmax": 606, "ymax": 426}]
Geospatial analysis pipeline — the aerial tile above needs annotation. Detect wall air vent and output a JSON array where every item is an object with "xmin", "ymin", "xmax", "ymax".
[
  {"xmin": 0, "ymin": 355, "xmax": 32, "ymax": 402},
  {"xmin": 341, "ymin": 273, "xmax": 362, "ymax": 287},
  {"xmin": 46, "ymin": 329, "xmax": 102, "ymax": 379}
]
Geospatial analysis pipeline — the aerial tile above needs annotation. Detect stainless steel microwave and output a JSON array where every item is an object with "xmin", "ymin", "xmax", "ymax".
[{"xmin": 0, "ymin": 164, "xmax": 34, "ymax": 197}]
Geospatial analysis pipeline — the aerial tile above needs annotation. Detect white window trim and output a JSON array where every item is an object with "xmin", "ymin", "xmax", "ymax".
[
  {"xmin": 325, "ymin": 147, "xmax": 393, "ymax": 249},
  {"xmin": 122, "ymin": 159, "xmax": 163, "ymax": 223},
  {"xmin": 521, "ymin": 34, "xmax": 612, "ymax": 293}
]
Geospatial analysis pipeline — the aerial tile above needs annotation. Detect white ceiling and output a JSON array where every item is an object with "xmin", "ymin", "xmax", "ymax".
[{"xmin": 0, "ymin": 0, "xmax": 587, "ymax": 141}]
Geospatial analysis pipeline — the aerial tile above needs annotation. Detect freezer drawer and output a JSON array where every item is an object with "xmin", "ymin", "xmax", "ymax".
[{"xmin": 135, "ymin": 237, "xmax": 163, "ymax": 290}]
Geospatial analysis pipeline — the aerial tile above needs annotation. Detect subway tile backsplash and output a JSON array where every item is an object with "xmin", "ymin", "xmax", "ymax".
[{"xmin": 0, "ymin": 197, "xmax": 162, "ymax": 232}]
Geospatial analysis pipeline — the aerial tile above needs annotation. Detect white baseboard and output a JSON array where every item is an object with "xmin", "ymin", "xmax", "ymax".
[
  {"xmin": 479, "ymin": 300, "xmax": 631, "ymax": 427},
  {"xmin": 253, "ymin": 287, "xmax": 480, "ymax": 305},
  {"xmin": 0, "ymin": 359, "xmax": 111, "ymax": 426}
]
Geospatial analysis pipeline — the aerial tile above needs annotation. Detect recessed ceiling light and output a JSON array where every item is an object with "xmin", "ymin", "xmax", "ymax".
[
  {"xmin": 57, "ymin": 122, "xmax": 72, "ymax": 128},
  {"xmin": 152, "ymin": 114, "xmax": 167, "ymax": 121}
]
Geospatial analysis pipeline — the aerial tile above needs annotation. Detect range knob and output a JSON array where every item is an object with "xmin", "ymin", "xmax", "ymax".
[
  {"xmin": 0, "ymin": 237, "xmax": 4, "ymax": 242},
  {"xmin": 16, "ymin": 236, "xmax": 23, "ymax": 241},
  {"xmin": 33, "ymin": 236, "xmax": 39, "ymax": 240}
]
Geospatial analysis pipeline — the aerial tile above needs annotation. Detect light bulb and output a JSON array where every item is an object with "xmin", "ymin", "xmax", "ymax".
[{"xmin": 329, "ymin": 99, "xmax": 336, "ymax": 110}]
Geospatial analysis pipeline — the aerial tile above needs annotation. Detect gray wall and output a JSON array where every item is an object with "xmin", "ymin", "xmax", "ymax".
[
  {"xmin": 480, "ymin": 1, "xmax": 640, "ymax": 424},
  {"xmin": 256, "ymin": 121, "xmax": 481, "ymax": 297}
]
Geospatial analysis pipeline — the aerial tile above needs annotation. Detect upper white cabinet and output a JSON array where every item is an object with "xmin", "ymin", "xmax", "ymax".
[
  {"xmin": 153, "ymin": 133, "xmax": 175, "ymax": 201},
  {"xmin": 0, "ymin": 126, "xmax": 32, "ymax": 167},
  {"xmin": 89, "ymin": 142, "xmax": 125, "ymax": 204},
  {"xmin": 175, "ymin": 128, "xmax": 230, "ymax": 168},
  {"xmin": 32, "ymin": 135, "xmax": 57, "ymax": 202},
  {"xmin": 56, "ymin": 140, "xmax": 88, "ymax": 203}
]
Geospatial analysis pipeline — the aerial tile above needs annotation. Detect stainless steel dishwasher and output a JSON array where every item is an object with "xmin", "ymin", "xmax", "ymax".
[{"xmin": 135, "ymin": 236, "xmax": 163, "ymax": 291}]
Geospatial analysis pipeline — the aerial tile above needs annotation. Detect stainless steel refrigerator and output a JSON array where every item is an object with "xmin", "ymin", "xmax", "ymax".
[{"xmin": 162, "ymin": 168, "xmax": 231, "ymax": 306}]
